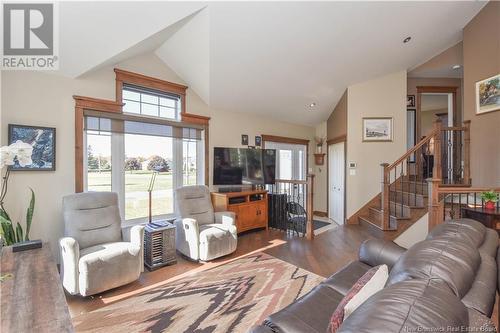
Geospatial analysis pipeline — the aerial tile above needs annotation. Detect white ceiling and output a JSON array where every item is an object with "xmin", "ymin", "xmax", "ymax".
[{"xmin": 58, "ymin": 1, "xmax": 486, "ymax": 125}]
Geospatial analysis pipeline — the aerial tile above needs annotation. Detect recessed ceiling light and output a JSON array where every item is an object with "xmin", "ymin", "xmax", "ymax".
[
  {"xmin": 452, "ymin": 65, "xmax": 461, "ymax": 70},
  {"xmin": 309, "ymin": 102, "xmax": 316, "ymax": 108},
  {"xmin": 403, "ymin": 36, "xmax": 412, "ymax": 44}
]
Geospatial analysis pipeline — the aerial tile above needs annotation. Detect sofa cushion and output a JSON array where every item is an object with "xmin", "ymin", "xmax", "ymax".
[
  {"xmin": 478, "ymin": 228, "xmax": 499, "ymax": 258},
  {"xmin": 78, "ymin": 242, "xmax": 142, "ymax": 296},
  {"xmin": 426, "ymin": 218, "xmax": 486, "ymax": 248},
  {"xmin": 328, "ymin": 265, "xmax": 387, "ymax": 332},
  {"xmin": 198, "ymin": 224, "xmax": 237, "ymax": 261},
  {"xmin": 263, "ymin": 284, "xmax": 344, "ymax": 333},
  {"xmin": 337, "ymin": 280, "xmax": 468, "ymax": 333},
  {"xmin": 388, "ymin": 238, "xmax": 480, "ymax": 298},
  {"xmin": 323, "ymin": 261, "xmax": 372, "ymax": 296},
  {"xmin": 461, "ymin": 252, "xmax": 497, "ymax": 317}
]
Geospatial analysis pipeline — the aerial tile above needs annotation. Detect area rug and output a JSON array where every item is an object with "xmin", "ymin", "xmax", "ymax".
[
  {"xmin": 73, "ymin": 252, "xmax": 324, "ymax": 333},
  {"xmin": 313, "ymin": 219, "xmax": 330, "ymax": 230}
]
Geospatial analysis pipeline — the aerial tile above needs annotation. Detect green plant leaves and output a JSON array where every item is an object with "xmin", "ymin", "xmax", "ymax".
[
  {"xmin": 25, "ymin": 188, "xmax": 35, "ymax": 241},
  {"xmin": 0, "ymin": 214, "xmax": 15, "ymax": 246}
]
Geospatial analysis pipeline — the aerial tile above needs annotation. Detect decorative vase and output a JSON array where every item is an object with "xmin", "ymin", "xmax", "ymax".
[
  {"xmin": 317, "ymin": 145, "xmax": 322, "ymax": 154},
  {"xmin": 485, "ymin": 201, "xmax": 496, "ymax": 210}
]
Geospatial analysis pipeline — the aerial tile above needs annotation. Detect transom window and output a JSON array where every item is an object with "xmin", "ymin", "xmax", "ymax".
[{"xmin": 122, "ymin": 84, "xmax": 181, "ymax": 121}]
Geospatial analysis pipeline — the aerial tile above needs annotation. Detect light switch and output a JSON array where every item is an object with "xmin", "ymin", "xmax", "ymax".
[{"xmin": 349, "ymin": 169, "xmax": 356, "ymax": 176}]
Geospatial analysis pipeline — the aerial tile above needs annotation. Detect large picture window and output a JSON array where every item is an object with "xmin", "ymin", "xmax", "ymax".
[{"xmin": 83, "ymin": 108, "xmax": 204, "ymax": 223}]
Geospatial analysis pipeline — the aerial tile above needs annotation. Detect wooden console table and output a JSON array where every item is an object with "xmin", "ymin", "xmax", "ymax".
[
  {"xmin": 461, "ymin": 206, "xmax": 500, "ymax": 235},
  {"xmin": 1, "ymin": 244, "xmax": 73, "ymax": 332},
  {"xmin": 211, "ymin": 190, "xmax": 268, "ymax": 233}
]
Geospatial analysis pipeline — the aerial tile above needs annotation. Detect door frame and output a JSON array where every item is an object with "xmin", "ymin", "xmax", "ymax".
[
  {"xmin": 261, "ymin": 134, "xmax": 310, "ymax": 179},
  {"xmin": 416, "ymin": 86, "xmax": 458, "ymax": 140},
  {"xmin": 327, "ymin": 135, "xmax": 346, "ymax": 224}
]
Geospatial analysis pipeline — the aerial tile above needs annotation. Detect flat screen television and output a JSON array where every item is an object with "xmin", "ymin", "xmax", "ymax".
[{"xmin": 213, "ymin": 147, "xmax": 276, "ymax": 185}]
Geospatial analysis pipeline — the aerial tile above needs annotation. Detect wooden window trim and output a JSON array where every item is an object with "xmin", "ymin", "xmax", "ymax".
[
  {"xmin": 114, "ymin": 69, "xmax": 210, "ymax": 185},
  {"xmin": 73, "ymin": 96, "xmax": 124, "ymax": 193}
]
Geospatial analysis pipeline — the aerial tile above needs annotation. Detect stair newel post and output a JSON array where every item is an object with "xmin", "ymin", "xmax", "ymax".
[
  {"xmin": 432, "ymin": 119, "xmax": 442, "ymax": 181},
  {"xmin": 427, "ymin": 178, "xmax": 442, "ymax": 230},
  {"xmin": 380, "ymin": 163, "xmax": 390, "ymax": 230},
  {"xmin": 463, "ymin": 120, "xmax": 471, "ymax": 185},
  {"xmin": 306, "ymin": 174, "xmax": 315, "ymax": 240}
]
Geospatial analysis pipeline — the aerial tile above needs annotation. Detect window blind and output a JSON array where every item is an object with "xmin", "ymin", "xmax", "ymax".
[{"xmin": 83, "ymin": 110, "xmax": 203, "ymax": 140}]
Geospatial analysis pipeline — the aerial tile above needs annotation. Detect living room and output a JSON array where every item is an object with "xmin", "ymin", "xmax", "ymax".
[{"xmin": 1, "ymin": 1, "xmax": 499, "ymax": 333}]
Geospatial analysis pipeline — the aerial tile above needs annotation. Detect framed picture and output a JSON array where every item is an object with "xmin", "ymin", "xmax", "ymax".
[
  {"xmin": 241, "ymin": 134, "xmax": 249, "ymax": 145},
  {"xmin": 475, "ymin": 73, "xmax": 500, "ymax": 115},
  {"xmin": 362, "ymin": 117, "xmax": 393, "ymax": 142},
  {"xmin": 255, "ymin": 136, "xmax": 262, "ymax": 147},
  {"xmin": 8, "ymin": 124, "xmax": 56, "ymax": 171},
  {"xmin": 407, "ymin": 95, "xmax": 415, "ymax": 108}
]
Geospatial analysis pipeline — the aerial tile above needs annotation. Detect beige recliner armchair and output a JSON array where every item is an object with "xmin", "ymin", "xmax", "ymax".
[
  {"xmin": 59, "ymin": 192, "xmax": 144, "ymax": 296},
  {"xmin": 175, "ymin": 185, "xmax": 237, "ymax": 261}
]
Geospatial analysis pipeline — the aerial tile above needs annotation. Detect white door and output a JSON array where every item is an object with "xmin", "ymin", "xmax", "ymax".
[
  {"xmin": 328, "ymin": 142, "xmax": 345, "ymax": 224},
  {"xmin": 265, "ymin": 142, "xmax": 306, "ymax": 180}
]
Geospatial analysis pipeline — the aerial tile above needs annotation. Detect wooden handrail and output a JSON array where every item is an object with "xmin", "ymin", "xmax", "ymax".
[
  {"xmin": 442, "ymin": 126, "xmax": 466, "ymax": 131},
  {"xmin": 387, "ymin": 128, "xmax": 438, "ymax": 170},
  {"xmin": 438, "ymin": 187, "xmax": 500, "ymax": 194}
]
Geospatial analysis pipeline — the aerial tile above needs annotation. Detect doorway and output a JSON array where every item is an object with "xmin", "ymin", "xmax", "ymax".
[{"xmin": 328, "ymin": 142, "xmax": 345, "ymax": 225}]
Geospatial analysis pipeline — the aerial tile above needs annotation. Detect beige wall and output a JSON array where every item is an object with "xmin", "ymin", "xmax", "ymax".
[
  {"xmin": 327, "ymin": 90, "xmax": 347, "ymax": 141},
  {"xmin": 346, "ymin": 71, "xmax": 407, "ymax": 218},
  {"xmin": 1, "ymin": 52, "xmax": 315, "ymax": 259},
  {"xmin": 313, "ymin": 121, "xmax": 327, "ymax": 213},
  {"xmin": 463, "ymin": 1, "xmax": 500, "ymax": 187}
]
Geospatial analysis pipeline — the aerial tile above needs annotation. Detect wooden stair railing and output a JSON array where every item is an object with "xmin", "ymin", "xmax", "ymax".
[
  {"xmin": 428, "ymin": 182, "xmax": 500, "ymax": 229},
  {"xmin": 379, "ymin": 119, "xmax": 471, "ymax": 231}
]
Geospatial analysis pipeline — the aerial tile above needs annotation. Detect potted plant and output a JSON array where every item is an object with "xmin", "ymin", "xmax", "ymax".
[
  {"xmin": 0, "ymin": 141, "xmax": 36, "ymax": 247},
  {"xmin": 315, "ymin": 137, "xmax": 325, "ymax": 154},
  {"xmin": 480, "ymin": 190, "xmax": 498, "ymax": 210}
]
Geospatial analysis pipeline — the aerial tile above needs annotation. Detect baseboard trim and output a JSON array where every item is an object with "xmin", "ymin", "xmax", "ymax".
[{"xmin": 313, "ymin": 211, "xmax": 328, "ymax": 217}]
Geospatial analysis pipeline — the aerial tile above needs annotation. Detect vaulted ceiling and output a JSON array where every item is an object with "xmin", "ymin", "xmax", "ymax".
[{"xmin": 58, "ymin": 1, "xmax": 486, "ymax": 125}]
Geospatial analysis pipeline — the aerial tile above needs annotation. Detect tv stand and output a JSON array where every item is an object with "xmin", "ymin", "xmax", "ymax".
[
  {"xmin": 211, "ymin": 190, "xmax": 268, "ymax": 233},
  {"xmin": 218, "ymin": 187, "xmax": 243, "ymax": 193}
]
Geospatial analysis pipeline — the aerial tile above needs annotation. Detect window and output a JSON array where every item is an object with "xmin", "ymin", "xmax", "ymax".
[
  {"xmin": 83, "ymin": 102, "xmax": 204, "ymax": 223},
  {"xmin": 122, "ymin": 84, "xmax": 181, "ymax": 121}
]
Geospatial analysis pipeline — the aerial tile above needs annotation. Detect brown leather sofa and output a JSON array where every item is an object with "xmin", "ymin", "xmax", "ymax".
[{"xmin": 250, "ymin": 218, "xmax": 499, "ymax": 333}]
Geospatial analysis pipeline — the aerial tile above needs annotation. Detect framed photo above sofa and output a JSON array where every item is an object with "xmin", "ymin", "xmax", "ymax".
[
  {"xmin": 8, "ymin": 124, "xmax": 56, "ymax": 171},
  {"xmin": 476, "ymin": 73, "xmax": 500, "ymax": 115},
  {"xmin": 362, "ymin": 117, "xmax": 393, "ymax": 142}
]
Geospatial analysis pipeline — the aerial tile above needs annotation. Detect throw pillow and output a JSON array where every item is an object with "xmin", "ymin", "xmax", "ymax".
[{"xmin": 328, "ymin": 264, "xmax": 389, "ymax": 333}]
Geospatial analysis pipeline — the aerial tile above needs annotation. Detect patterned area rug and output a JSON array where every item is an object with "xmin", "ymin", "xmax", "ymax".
[{"xmin": 73, "ymin": 252, "xmax": 324, "ymax": 333}]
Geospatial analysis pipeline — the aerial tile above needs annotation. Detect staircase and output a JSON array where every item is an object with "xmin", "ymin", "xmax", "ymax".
[{"xmin": 353, "ymin": 119, "xmax": 471, "ymax": 240}]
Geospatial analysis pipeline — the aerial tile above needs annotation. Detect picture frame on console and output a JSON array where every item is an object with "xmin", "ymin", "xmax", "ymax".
[{"xmin": 8, "ymin": 124, "xmax": 56, "ymax": 171}]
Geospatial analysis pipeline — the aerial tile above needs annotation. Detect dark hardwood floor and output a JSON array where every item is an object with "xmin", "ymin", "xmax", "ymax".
[{"xmin": 66, "ymin": 224, "xmax": 375, "ymax": 317}]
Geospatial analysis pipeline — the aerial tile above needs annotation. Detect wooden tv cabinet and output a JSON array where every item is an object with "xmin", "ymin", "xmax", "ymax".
[{"xmin": 211, "ymin": 190, "xmax": 268, "ymax": 233}]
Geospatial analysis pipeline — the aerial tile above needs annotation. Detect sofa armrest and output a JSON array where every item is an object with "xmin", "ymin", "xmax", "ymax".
[
  {"xmin": 214, "ymin": 211, "xmax": 236, "ymax": 227},
  {"xmin": 358, "ymin": 239, "xmax": 406, "ymax": 269},
  {"xmin": 175, "ymin": 218, "xmax": 200, "ymax": 260},
  {"xmin": 122, "ymin": 225, "xmax": 145, "ymax": 271},
  {"xmin": 59, "ymin": 237, "xmax": 80, "ymax": 295}
]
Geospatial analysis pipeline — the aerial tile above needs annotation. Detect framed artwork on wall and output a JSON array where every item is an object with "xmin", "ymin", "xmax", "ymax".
[
  {"xmin": 407, "ymin": 95, "xmax": 415, "ymax": 108},
  {"xmin": 8, "ymin": 124, "xmax": 56, "ymax": 171},
  {"xmin": 255, "ymin": 136, "xmax": 261, "ymax": 147},
  {"xmin": 362, "ymin": 117, "xmax": 393, "ymax": 142},
  {"xmin": 241, "ymin": 134, "xmax": 249, "ymax": 145},
  {"xmin": 475, "ymin": 73, "xmax": 500, "ymax": 115}
]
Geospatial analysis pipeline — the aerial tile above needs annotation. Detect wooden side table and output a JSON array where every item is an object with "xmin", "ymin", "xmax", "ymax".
[
  {"xmin": 144, "ymin": 220, "xmax": 177, "ymax": 271},
  {"xmin": 461, "ymin": 206, "xmax": 500, "ymax": 235}
]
